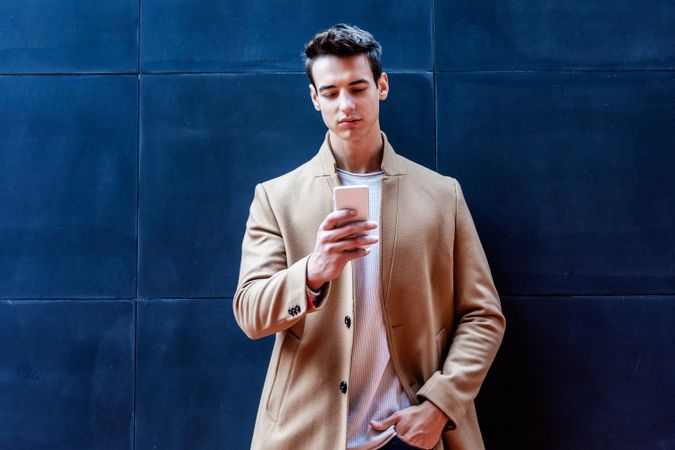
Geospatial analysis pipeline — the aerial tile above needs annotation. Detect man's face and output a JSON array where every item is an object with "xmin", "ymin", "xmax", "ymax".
[{"xmin": 309, "ymin": 54, "xmax": 388, "ymax": 144}]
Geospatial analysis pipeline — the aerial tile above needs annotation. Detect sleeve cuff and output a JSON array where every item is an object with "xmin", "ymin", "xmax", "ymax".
[
  {"xmin": 303, "ymin": 255, "xmax": 330, "ymax": 312},
  {"xmin": 305, "ymin": 282, "xmax": 330, "ymax": 311},
  {"xmin": 416, "ymin": 372, "xmax": 465, "ymax": 431}
]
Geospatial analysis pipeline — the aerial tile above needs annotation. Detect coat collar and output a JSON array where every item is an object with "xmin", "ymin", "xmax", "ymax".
[{"xmin": 312, "ymin": 130, "xmax": 407, "ymax": 177}]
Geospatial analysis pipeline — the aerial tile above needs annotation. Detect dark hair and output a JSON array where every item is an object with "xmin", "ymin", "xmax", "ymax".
[{"xmin": 304, "ymin": 23, "xmax": 382, "ymax": 88}]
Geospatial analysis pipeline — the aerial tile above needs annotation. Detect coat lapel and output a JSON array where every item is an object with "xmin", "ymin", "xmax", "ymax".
[
  {"xmin": 378, "ymin": 133, "xmax": 405, "ymax": 306},
  {"xmin": 380, "ymin": 174, "xmax": 399, "ymax": 305}
]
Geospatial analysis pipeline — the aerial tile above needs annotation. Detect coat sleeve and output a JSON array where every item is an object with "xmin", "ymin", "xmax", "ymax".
[
  {"xmin": 232, "ymin": 183, "xmax": 330, "ymax": 340},
  {"xmin": 416, "ymin": 178, "xmax": 506, "ymax": 429}
]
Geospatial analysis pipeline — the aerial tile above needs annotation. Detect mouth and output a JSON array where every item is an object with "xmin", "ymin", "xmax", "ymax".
[{"xmin": 338, "ymin": 118, "xmax": 361, "ymax": 127}]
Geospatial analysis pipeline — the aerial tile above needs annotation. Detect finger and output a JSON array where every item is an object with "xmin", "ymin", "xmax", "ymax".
[
  {"xmin": 321, "ymin": 209, "xmax": 357, "ymax": 230},
  {"xmin": 369, "ymin": 412, "xmax": 399, "ymax": 431},
  {"xmin": 332, "ymin": 236, "xmax": 379, "ymax": 252},
  {"xmin": 326, "ymin": 246, "xmax": 371, "ymax": 265},
  {"xmin": 329, "ymin": 221, "xmax": 378, "ymax": 241},
  {"xmin": 343, "ymin": 247, "xmax": 371, "ymax": 261}
]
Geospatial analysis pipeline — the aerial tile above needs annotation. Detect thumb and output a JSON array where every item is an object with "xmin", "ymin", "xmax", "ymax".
[{"xmin": 370, "ymin": 412, "xmax": 399, "ymax": 431}]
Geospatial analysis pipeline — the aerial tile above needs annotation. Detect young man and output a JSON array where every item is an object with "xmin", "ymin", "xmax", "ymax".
[{"xmin": 233, "ymin": 24, "xmax": 505, "ymax": 450}]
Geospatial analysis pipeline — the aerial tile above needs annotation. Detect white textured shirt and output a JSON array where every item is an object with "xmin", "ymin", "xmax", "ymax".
[{"xmin": 338, "ymin": 168, "xmax": 412, "ymax": 450}]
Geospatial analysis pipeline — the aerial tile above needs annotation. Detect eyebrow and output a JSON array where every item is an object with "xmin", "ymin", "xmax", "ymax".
[{"xmin": 318, "ymin": 79, "xmax": 370, "ymax": 92}]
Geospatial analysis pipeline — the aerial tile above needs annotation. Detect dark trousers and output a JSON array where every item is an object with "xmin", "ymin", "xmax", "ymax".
[{"xmin": 380, "ymin": 436, "xmax": 425, "ymax": 450}]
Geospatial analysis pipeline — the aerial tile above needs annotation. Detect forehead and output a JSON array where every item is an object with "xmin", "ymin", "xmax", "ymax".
[{"xmin": 311, "ymin": 54, "xmax": 372, "ymax": 86}]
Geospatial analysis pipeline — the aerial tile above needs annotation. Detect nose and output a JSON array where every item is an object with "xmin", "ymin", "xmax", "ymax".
[{"xmin": 338, "ymin": 91, "xmax": 355, "ymax": 113}]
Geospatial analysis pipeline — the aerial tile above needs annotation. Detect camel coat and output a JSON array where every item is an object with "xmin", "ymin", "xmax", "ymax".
[{"xmin": 233, "ymin": 132, "xmax": 505, "ymax": 450}]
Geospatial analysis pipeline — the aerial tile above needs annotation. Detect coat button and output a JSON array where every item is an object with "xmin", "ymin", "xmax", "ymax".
[
  {"xmin": 339, "ymin": 381, "xmax": 347, "ymax": 394},
  {"xmin": 344, "ymin": 316, "xmax": 351, "ymax": 328}
]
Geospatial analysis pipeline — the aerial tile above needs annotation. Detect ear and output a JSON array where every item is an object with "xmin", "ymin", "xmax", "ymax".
[
  {"xmin": 309, "ymin": 84, "xmax": 321, "ymax": 111},
  {"xmin": 377, "ymin": 72, "xmax": 389, "ymax": 101}
]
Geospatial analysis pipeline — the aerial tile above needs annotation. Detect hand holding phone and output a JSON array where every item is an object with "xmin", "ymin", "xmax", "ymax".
[
  {"xmin": 334, "ymin": 185, "xmax": 370, "ymax": 248},
  {"xmin": 305, "ymin": 185, "xmax": 378, "ymax": 291}
]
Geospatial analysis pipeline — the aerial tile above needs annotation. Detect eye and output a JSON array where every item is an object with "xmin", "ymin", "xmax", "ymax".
[
  {"xmin": 322, "ymin": 92, "xmax": 337, "ymax": 98},
  {"xmin": 353, "ymin": 87, "xmax": 367, "ymax": 93}
]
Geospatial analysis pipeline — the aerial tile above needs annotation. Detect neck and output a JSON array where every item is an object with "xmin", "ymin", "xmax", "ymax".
[{"xmin": 328, "ymin": 127, "xmax": 384, "ymax": 174}]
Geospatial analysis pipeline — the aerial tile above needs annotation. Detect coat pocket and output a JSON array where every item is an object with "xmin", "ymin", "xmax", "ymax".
[
  {"xmin": 266, "ymin": 330, "xmax": 301, "ymax": 422},
  {"xmin": 435, "ymin": 327, "xmax": 447, "ymax": 369}
]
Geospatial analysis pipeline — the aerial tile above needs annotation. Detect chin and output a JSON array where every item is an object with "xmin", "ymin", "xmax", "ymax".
[{"xmin": 332, "ymin": 128, "xmax": 366, "ymax": 142}]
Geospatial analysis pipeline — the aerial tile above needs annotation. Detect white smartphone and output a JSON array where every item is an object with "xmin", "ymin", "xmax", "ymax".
[
  {"xmin": 333, "ymin": 184, "xmax": 370, "ymax": 250},
  {"xmin": 333, "ymin": 185, "xmax": 370, "ymax": 248},
  {"xmin": 333, "ymin": 185, "xmax": 369, "ymax": 223}
]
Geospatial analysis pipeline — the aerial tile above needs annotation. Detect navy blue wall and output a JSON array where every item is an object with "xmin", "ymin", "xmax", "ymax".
[{"xmin": 0, "ymin": 1, "xmax": 673, "ymax": 449}]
